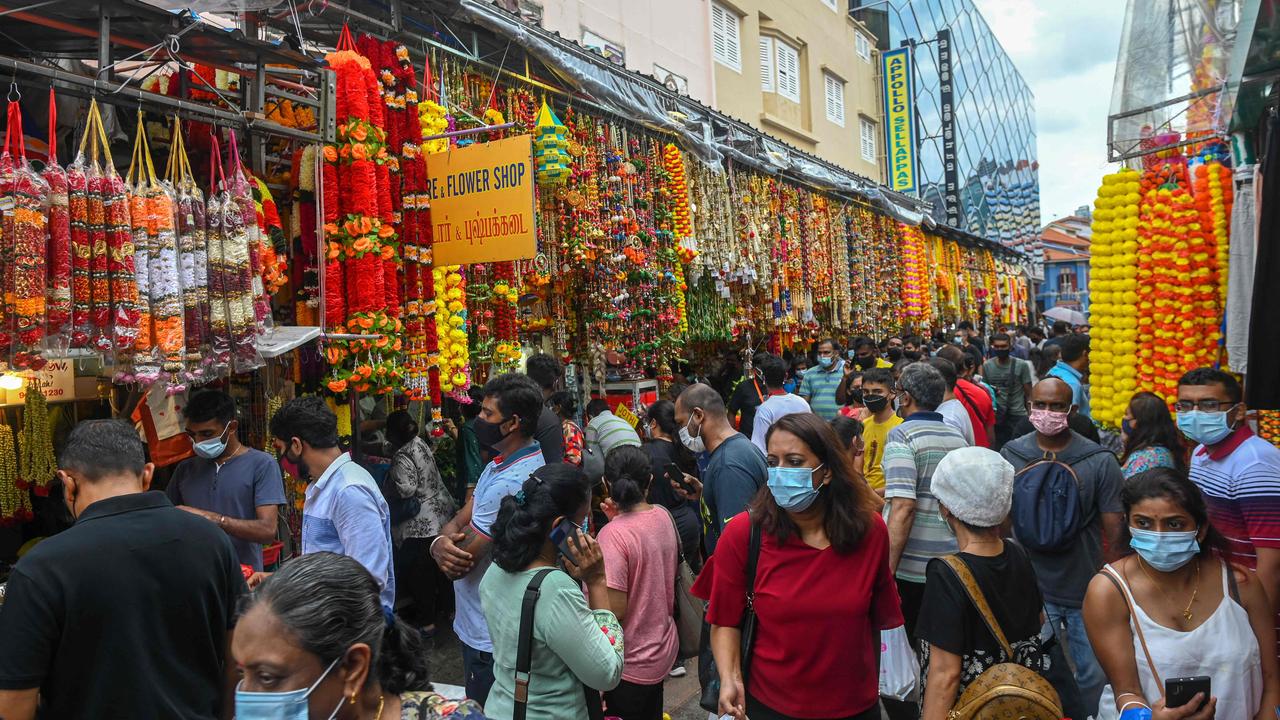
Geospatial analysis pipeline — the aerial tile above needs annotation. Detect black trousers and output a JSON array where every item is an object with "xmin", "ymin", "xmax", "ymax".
[
  {"xmin": 745, "ymin": 696, "xmax": 880, "ymax": 720},
  {"xmin": 395, "ymin": 536, "xmax": 453, "ymax": 627},
  {"xmin": 604, "ymin": 679, "xmax": 664, "ymax": 720}
]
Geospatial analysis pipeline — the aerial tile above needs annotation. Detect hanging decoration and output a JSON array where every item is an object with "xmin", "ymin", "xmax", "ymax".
[
  {"xmin": 533, "ymin": 100, "xmax": 570, "ymax": 186},
  {"xmin": 18, "ymin": 388, "xmax": 55, "ymax": 496},
  {"xmin": 1088, "ymin": 169, "xmax": 1141, "ymax": 427},
  {"xmin": 2, "ymin": 95, "xmax": 49, "ymax": 369},
  {"xmin": 44, "ymin": 89, "xmax": 72, "ymax": 357},
  {"xmin": 0, "ymin": 422, "xmax": 28, "ymax": 525},
  {"xmin": 167, "ymin": 120, "xmax": 212, "ymax": 384}
]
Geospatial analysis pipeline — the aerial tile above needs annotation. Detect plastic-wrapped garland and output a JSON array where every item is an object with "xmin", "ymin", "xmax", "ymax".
[
  {"xmin": 18, "ymin": 388, "xmax": 56, "ymax": 496},
  {"xmin": 167, "ymin": 122, "xmax": 210, "ymax": 380},
  {"xmin": 227, "ymin": 132, "xmax": 272, "ymax": 333},
  {"xmin": 206, "ymin": 174, "xmax": 233, "ymax": 368},
  {"xmin": 127, "ymin": 132, "xmax": 156, "ymax": 383},
  {"xmin": 67, "ymin": 137, "xmax": 92, "ymax": 349},
  {"xmin": 209, "ymin": 135, "xmax": 263, "ymax": 373},
  {"xmin": 44, "ymin": 89, "xmax": 73, "ymax": 355},
  {"xmin": 3, "ymin": 99, "xmax": 50, "ymax": 368}
]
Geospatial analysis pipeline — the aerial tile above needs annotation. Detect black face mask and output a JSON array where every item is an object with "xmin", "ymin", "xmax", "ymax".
[
  {"xmin": 849, "ymin": 388, "xmax": 864, "ymax": 405},
  {"xmin": 903, "ymin": 350, "xmax": 922, "ymax": 362},
  {"xmin": 863, "ymin": 394, "xmax": 890, "ymax": 413},
  {"xmin": 285, "ymin": 447, "xmax": 311, "ymax": 482},
  {"xmin": 474, "ymin": 416, "xmax": 514, "ymax": 450},
  {"xmin": 993, "ymin": 348, "xmax": 1011, "ymax": 359},
  {"xmin": 854, "ymin": 355, "xmax": 875, "ymax": 370},
  {"xmin": 886, "ymin": 347, "xmax": 903, "ymax": 363}
]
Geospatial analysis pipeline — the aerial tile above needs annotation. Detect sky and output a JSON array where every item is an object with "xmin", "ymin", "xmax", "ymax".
[{"xmin": 971, "ymin": 0, "xmax": 1127, "ymax": 225}]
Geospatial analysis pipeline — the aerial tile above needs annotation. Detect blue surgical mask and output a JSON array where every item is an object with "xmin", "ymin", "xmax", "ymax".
[
  {"xmin": 235, "ymin": 654, "xmax": 344, "ymax": 720},
  {"xmin": 193, "ymin": 423, "xmax": 232, "ymax": 460},
  {"xmin": 766, "ymin": 464, "xmax": 825, "ymax": 512},
  {"xmin": 1176, "ymin": 407, "xmax": 1237, "ymax": 446},
  {"xmin": 816, "ymin": 356, "xmax": 834, "ymax": 369},
  {"xmin": 1130, "ymin": 527, "xmax": 1200, "ymax": 572}
]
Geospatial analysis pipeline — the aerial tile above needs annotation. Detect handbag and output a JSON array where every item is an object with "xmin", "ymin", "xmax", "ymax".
[
  {"xmin": 514, "ymin": 569, "xmax": 603, "ymax": 720},
  {"xmin": 660, "ymin": 506, "xmax": 705, "ymax": 660},
  {"xmin": 941, "ymin": 555, "xmax": 1062, "ymax": 720},
  {"xmin": 698, "ymin": 519, "xmax": 763, "ymax": 712}
]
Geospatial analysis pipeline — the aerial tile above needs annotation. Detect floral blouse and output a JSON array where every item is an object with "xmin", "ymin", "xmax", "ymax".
[
  {"xmin": 1122, "ymin": 445, "xmax": 1177, "ymax": 479},
  {"xmin": 390, "ymin": 436, "xmax": 457, "ymax": 544},
  {"xmin": 562, "ymin": 420, "xmax": 584, "ymax": 467},
  {"xmin": 399, "ymin": 690, "xmax": 488, "ymax": 719}
]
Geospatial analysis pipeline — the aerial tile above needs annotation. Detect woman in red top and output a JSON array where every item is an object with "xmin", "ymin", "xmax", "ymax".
[{"xmin": 708, "ymin": 412, "xmax": 904, "ymax": 720}]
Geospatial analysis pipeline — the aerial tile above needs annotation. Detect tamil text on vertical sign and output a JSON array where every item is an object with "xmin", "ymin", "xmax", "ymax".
[
  {"xmin": 881, "ymin": 46, "xmax": 917, "ymax": 194},
  {"xmin": 424, "ymin": 134, "xmax": 536, "ymax": 265},
  {"xmin": 937, "ymin": 28, "xmax": 959, "ymax": 227}
]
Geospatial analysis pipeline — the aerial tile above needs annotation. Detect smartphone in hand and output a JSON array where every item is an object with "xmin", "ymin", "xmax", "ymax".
[
  {"xmin": 548, "ymin": 519, "xmax": 580, "ymax": 564},
  {"xmin": 667, "ymin": 462, "xmax": 694, "ymax": 493},
  {"xmin": 1165, "ymin": 676, "xmax": 1210, "ymax": 711}
]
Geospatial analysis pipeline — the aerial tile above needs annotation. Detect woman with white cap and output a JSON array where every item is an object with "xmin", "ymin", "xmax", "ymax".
[{"xmin": 915, "ymin": 446, "xmax": 1052, "ymax": 718}]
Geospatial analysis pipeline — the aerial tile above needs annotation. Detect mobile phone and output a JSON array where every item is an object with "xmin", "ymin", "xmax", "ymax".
[
  {"xmin": 1165, "ymin": 676, "xmax": 1210, "ymax": 710},
  {"xmin": 548, "ymin": 519, "xmax": 580, "ymax": 564},
  {"xmin": 666, "ymin": 463, "xmax": 693, "ymax": 492}
]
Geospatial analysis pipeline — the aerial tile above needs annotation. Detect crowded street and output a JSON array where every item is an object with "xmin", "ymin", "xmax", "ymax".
[{"xmin": 0, "ymin": 1, "xmax": 1276, "ymax": 719}]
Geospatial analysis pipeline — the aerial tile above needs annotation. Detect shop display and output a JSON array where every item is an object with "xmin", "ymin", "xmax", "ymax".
[{"xmin": 3, "ymin": 95, "xmax": 49, "ymax": 369}]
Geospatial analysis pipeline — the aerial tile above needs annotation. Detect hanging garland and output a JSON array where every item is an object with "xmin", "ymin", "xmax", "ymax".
[
  {"xmin": 44, "ymin": 89, "xmax": 72, "ymax": 356},
  {"xmin": 0, "ymin": 422, "xmax": 28, "ymax": 525},
  {"xmin": 18, "ymin": 389, "xmax": 55, "ymax": 496},
  {"xmin": 1088, "ymin": 169, "xmax": 1141, "ymax": 427},
  {"xmin": 167, "ymin": 120, "xmax": 212, "ymax": 383},
  {"xmin": 3, "ymin": 96, "xmax": 49, "ymax": 369}
]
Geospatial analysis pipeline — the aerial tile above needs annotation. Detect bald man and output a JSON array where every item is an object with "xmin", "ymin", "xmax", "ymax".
[
  {"xmin": 674, "ymin": 383, "xmax": 766, "ymax": 556},
  {"xmin": 1000, "ymin": 377, "xmax": 1123, "ymax": 712}
]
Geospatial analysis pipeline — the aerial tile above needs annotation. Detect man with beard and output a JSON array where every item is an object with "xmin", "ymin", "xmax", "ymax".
[{"xmin": 268, "ymin": 396, "xmax": 394, "ymax": 610}]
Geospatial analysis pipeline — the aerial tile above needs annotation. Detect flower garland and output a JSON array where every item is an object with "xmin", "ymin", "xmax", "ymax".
[
  {"xmin": 18, "ymin": 388, "xmax": 55, "ymax": 496},
  {"xmin": 206, "ymin": 134, "xmax": 263, "ymax": 373},
  {"xmin": 434, "ymin": 265, "xmax": 470, "ymax": 395},
  {"xmin": 662, "ymin": 143, "xmax": 692, "ymax": 238},
  {"xmin": 0, "ymin": 422, "xmax": 29, "ymax": 525},
  {"xmin": 899, "ymin": 223, "xmax": 930, "ymax": 321},
  {"xmin": 44, "ymin": 89, "xmax": 72, "ymax": 355},
  {"xmin": 168, "ymin": 122, "xmax": 212, "ymax": 381},
  {"xmin": 1088, "ymin": 169, "xmax": 1141, "ymax": 426},
  {"xmin": 252, "ymin": 177, "xmax": 289, "ymax": 296},
  {"xmin": 1193, "ymin": 159, "xmax": 1232, "ymax": 325},
  {"xmin": 3, "ymin": 99, "xmax": 50, "ymax": 368}
]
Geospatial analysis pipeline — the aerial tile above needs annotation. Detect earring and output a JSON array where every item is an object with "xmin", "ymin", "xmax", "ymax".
[{"xmin": 349, "ymin": 692, "xmax": 359, "ymax": 705}]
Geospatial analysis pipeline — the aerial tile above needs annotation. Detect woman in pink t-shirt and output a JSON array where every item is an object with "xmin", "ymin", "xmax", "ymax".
[{"xmin": 597, "ymin": 444, "xmax": 680, "ymax": 720}]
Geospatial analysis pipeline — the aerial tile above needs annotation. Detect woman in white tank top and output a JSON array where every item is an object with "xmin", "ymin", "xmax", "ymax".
[{"xmin": 1083, "ymin": 468, "xmax": 1280, "ymax": 719}]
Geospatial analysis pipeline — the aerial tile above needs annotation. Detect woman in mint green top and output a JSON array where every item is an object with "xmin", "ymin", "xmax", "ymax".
[{"xmin": 479, "ymin": 463, "xmax": 624, "ymax": 720}]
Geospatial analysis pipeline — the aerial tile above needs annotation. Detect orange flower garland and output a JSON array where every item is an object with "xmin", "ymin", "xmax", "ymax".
[
  {"xmin": 662, "ymin": 144, "xmax": 692, "ymax": 238},
  {"xmin": 899, "ymin": 224, "xmax": 930, "ymax": 322}
]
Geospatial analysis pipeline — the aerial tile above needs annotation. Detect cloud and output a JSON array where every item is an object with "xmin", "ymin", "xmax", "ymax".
[{"xmin": 971, "ymin": 0, "xmax": 1125, "ymax": 223}]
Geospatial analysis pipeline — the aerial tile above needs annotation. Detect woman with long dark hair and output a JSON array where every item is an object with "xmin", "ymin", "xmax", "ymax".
[
  {"xmin": 641, "ymin": 400, "xmax": 701, "ymax": 567},
  {"xmin": 596, "ymin": 445, "xmax": 680, "ymax": 719},
  {"xmin": 232, "ymin": 552, "xmax": 486, "ymax": 719},
  {"xmin": 1083, "ymin": 468, "xmax": 1280, "ymax": 719},
  {"xmin": 479, "ymin": 463, "xmax": 623, "ymax": 719},
  {"xmin": 706, "ymin": 413, "xmax": 903, "ymax": 720},
  {"xmin": 1120, "ymin": 392, "xmax": 1185, "ymax": 478}
]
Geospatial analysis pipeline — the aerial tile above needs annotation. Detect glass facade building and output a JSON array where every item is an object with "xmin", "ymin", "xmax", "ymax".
[{"xmin": 862, "ymin": 0, "xmax": 1040, "ymax": 258}]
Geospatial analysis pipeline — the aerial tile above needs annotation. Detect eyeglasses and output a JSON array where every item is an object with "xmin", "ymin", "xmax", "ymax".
[
  {"xmin": 1173, "ymin": 400, "xmax": 1238, "ymax": 413},
  {"xmin": 1029, "ymin": 401, "xmax": 1071, "ymax": 412}
]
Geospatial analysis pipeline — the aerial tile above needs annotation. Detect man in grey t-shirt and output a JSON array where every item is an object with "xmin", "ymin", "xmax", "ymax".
[{"xmin": 167, "ymin": 391, "xmax": 285, "ymax": 570}]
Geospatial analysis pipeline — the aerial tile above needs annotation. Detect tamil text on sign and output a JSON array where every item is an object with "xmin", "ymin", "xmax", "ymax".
[{"xmin": 425, "ymin": 134, "xmax": 536, "ymax": 265}]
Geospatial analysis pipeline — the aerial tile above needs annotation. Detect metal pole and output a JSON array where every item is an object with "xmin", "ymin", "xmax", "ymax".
[{"xmin": 97, "ymin": 8, "xmax": 111, "ymax": 82}]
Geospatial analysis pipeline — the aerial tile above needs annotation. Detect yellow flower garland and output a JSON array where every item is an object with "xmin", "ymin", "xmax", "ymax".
[{"xmin": 1087, "ymin": 169, "xmax": 1141, "ymax": 427}]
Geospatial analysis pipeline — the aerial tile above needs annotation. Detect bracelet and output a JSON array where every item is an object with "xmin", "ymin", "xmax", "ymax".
[
  {"xmin": 430, "ymin": 535, "xmax": 446, "ymax": 555},
  {"xmin": 219, "ymin": 515, "xmax": 227, "ymax": 529}
]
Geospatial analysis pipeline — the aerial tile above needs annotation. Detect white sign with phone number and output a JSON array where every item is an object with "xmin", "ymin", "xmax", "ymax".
[{"xmin": 5, "ymin": 359, "xmax": 76, "ymax": 404}]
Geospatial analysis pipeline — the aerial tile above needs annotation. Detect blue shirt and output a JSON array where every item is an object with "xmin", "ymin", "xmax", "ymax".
[
  {"xmin": 302, "ymin": 453, "xmax": 396, "ymax": 611},
  {"xmin": 455, "ymin": 442, "xmax": 546, "ymax": 652},
  {"xmin": 167, "ymin": 448, "xmax": 286, "ymax": 570},
  {"xmin": 798, "ymin": 359, "xmax": 846, "ymax": 420},
  {"xmin": 1046, "ymin": 361, "xmax": 1089, "ymax": 417}
]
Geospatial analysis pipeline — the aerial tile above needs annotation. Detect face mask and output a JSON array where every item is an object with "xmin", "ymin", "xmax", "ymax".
[
  {"xmin": 235, "ymin": 654, "xmax": 344, "ymax": 720},
  {"xmin": 284, "ymin": 445, "xmax": 311, "ymax": 482},
  {"xmin": 794, "ymin": 368, "xmax": 807, "ymax": 379},
  {"xmin": 679, "ymin": 414, "xmax": 706, "ymax": 454},
  {"xmin": 849, "ymin": 388, "xmax": 864, "ymax": 405},
  {"xmin": 854, "ymin": 355, "xmax": 875, "ymax": 370},
  {"xmin": 954, "ymin": 335, "xmax": 964, "ymax": 345},
  {"xmin": 904, "ymin": 350, "xmax": 922, "ymax": 362},
  {"xmin": 1029, "ymin": 408, "xmax": 1070, "ymax": 436},
  {"xmin": 816, "ymin": 356, "xmax": 834, "ymax": 370},
  {"xmin": 894, "ymin": 394, "xmax": 906, "ymax": 414},
  {"xmin": 766, "ymin": 464, "xmax": 824, "ymax": 512},
  {"xmin": 474, "ymin": 416, "xmax": 514, "ymax": 450},
  {"xmin": 863, "ymin": 394, "xmax": 889, "ymax": 413},
  {"xmin": 886, "ymin": 348, "xmax": 903, "ymax": 363},
  {"xmin": 1176, "ymin": 408, "xmax": 1237, "ymax": 446},
  {"xmin": 193, "ymin": 423, "xmax": 232, "ymax": 460},
  {"xmin": 993, "ymin": 348, "xmax": 1011, "ymax": 359},
  {"xmin": 1130, "ymin": 527, "xmax": 1200, "ymax": 572},
  {"xmin": 1121, "ymin": 418, "xmax": 1133, "ymax": 437}
]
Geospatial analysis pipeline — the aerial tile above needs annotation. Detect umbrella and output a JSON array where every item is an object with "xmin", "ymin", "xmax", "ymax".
[{"xmin": 1043, "ymin": 306, "xmax": 1086, "ymax": 326}]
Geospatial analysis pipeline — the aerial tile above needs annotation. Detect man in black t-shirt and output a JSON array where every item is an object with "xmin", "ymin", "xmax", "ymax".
[
  {"xmin": 0, "ymin": 420, "xmax": 245, "ymax": 720},
  {"xmin": 525, "ymin": 353, "xmax": 568, "ymax": 464}
]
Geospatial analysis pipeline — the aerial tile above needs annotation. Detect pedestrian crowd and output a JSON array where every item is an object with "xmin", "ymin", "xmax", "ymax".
[{"xmin": 1, "ymin": 321, "xmax": 1279, "ymax": 720}]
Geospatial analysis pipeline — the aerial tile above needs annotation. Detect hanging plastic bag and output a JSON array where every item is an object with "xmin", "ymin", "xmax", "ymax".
[
  {"xmin": 2, "ymin": 89, "xmax": 50, "ymax": 369},
  {"xmin": 878, "ymin": 625, "xmax": 919, "ymax": 702},
  {"xmin": 43, "ymin": 88, "xmax": 73, "ymax": 357},
  {"xmin": 166, "ymin": 118, "xmax": 211, "ymax": 385},
  {"xmin": 125, "ymin": 109, "xmax": 185, "ymax": 390},
  {"xmin": 205, "ymin": 132, "xmax": 262, "ymax": 375},
  {"xmin": 226, "ymin": 130, "xmax": 273, "ymax": 334}
]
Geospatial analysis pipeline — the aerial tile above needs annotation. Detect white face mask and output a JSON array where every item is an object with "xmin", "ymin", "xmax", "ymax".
[{"xmin": 679, "ymin": 414, "xmax": 706, "ymax": 453}]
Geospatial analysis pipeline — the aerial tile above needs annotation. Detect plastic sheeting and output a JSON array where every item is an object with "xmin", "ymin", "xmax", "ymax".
[
  {"xmin": 1108, "ymin": 0, "xmax": 1241, "ymax": 161},
  {"xmin": 456, "ymin": 0, "xmax": 936, "ymax": 231}
]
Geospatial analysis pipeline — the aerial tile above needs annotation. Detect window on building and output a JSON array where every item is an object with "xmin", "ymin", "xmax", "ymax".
[
  {"xmin": 859, "ymin": 116, "xmax": 876, "ymax": 162},
  {"xmin": 759, "ymin": 37, "xmax": 775, "ymax": 92},
  {"xmin": 821, "ymin": 0, "xmax": 838, "ymax": 10},
  {"xmin": 775, "ymin": 41, "xmax": 800, "ymax": 103},
  {"xmin": 856, "ymin": 33, "xmax": 871, "ymax": 61},
  {"xmin": 711, "ymin": 3, "xmax": 741, "ymax": 72},
  {"xmin": 824, "ymin": 72, "xmax": 845, "ymax": 126},
  {"xmin": 1059, "ymin": 267, "xmax": 1077, "ymax": 295}
]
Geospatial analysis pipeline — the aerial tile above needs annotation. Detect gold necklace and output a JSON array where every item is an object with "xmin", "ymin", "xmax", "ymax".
[{"xmin": 1139, "ymin": 556, "xmax": 1200, "ymax": 622}]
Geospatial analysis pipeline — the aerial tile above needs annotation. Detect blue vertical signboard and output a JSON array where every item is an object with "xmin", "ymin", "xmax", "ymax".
[
  {"xmin": 937, "ymin": 28, "xmax": 960, "ymax": 227},
  {"xmin": 881, "ymin": 46, "xmax": 917, "ymax": 194}
]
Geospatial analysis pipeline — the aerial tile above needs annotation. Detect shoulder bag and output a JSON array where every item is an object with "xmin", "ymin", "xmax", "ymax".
[
  {"xmin": 514, "ymin": 569, "xmax": 604, "ymax": 720},
  {"xmin": 698, "ymin": 519, "xmax": 763, "ymax": 712},
  {"xmin": 941, "ymin": 555, "xmax": 1062, "ymax": 720},
  {"xmin": 660, "ymin": 506, "xmax": 705, "ymax": 660}
]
